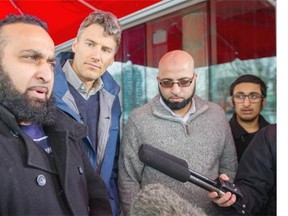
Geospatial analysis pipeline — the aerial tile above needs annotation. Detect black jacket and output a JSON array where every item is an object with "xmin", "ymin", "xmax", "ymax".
[
  {"xmin": 222, "ymin": 124, "xmax": 276, "ymax": 216},
  {"xmin": 0, "ymin": 105, "xmax": 112, "ymax": 215},
  {"xmin": 229, "ymin": 114, "xmax": 270, "ymax": 161}
]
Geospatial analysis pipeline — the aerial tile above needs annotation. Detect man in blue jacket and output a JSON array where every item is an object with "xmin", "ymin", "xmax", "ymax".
[{"xmin": 53, "ymin": 10, "xmax": 122, "ymax": 215}]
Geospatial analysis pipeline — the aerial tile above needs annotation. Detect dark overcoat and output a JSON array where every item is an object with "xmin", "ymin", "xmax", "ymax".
[{"xmin": 0, "ymin": 105, "xmax": 112, "ymax": 215}]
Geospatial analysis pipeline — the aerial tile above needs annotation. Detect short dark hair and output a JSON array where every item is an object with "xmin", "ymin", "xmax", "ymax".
[
  {"xmin": 0, "ymin": 14, "xmax": 48, "ymax": 58},
  {"xmin": 229, "ymin": 74, "xmax": 267, "ymax": 97},
  {"xmin": 0, "ymin": 13, "xmax": 47, "ymax": 30}
]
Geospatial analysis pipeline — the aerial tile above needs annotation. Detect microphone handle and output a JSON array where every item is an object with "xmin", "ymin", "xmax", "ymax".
[
  {"xmin": 188, "ymin": 175, "xmax": 225, "ymax": 196},
  {"xmin": 188, "ymin": 168, "xmax": 218, "ymax": 187}
]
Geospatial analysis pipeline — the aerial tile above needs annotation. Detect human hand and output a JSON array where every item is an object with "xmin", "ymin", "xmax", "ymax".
[{"xmin": 208, "ymin": 174, "xmax": 237, "ymax": 207}]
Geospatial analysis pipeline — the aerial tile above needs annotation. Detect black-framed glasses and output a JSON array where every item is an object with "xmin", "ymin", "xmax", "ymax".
[
  {"xmin": 232, "ymin": 93, "xmax": 263, "ymax": 103},
  {"xmin": 159, "ymin": 76, "xmax": 194, "ymax": 88}
]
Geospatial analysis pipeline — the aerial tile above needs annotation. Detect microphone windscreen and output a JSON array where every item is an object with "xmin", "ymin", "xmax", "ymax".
[{"xmin": 138, "ymin": 144, "xmax": 190, "ymax": 182}]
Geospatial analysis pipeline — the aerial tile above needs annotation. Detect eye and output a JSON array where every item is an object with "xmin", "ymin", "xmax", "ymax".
[
  {"xmin": 162, "ymin": 80, "xmax": 173, "ymax": 85},
  {"xmin": 86, "ymin": 42, "xmax": 93, "ymax": 47},
  {"xmin": 235, "ymin": 94, "xmax": 245, "ymax": 99},
  {"xmin": 25, "ymin": 55, "xmax": 37, "ymax": 61},
  {"xmin": 103, "ymin": 48, "xmax": 112, "ymax": 53},
  {"xmin": 48, "ymin": 61, "xmax": 56, "ymax": 69},
  {"xmin": 250, "ymin": 93, "xmax": 260, "ymax": 99},
  {"xmin": 178, "ymin": 79, "xmax": 190, "ymax": 85}
]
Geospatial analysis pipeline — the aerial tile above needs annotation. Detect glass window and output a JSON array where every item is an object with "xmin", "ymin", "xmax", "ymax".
[{"xmin": 110, "ymin": 0, "xmax": 276, "ymax": 126}]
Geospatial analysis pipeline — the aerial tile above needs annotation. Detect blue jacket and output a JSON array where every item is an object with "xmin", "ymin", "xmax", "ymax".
[{"xmin": 53, "ymin": 52, "xmax": 121, "ymax": 216}]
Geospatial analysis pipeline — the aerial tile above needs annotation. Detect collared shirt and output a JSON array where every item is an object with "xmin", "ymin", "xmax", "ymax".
[
  {"xmin": 159, "ymin": 96, "xmax": 196, "ymax": 123},
  {"xmin": 62, "ymin": 60, "xmax": 104, "ymax": 100}
]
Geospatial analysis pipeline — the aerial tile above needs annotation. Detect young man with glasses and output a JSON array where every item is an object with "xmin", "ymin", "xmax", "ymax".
[
  {"xmin": 229, "ymin": 74, "xmax": 270, "ymax": 161},
  {"xmin": 118, "ymin": 50, "xmax": 237, "ymax": 215}
]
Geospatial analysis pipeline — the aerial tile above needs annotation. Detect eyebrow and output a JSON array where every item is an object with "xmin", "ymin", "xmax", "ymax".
[
  {"xmin": 235, "ymin": 91, "xmax": 261, "ymax": 94},
  {"xmin": 160, "ymin": 77, "xmax": 193, "ymax": 81},
  {"xmin": 20, "ymin": 49, "xmax": 55, "ymax": 63},
  {"xmin": 85, "ymin": 38, "xmax": 114, "ymax": 50}
]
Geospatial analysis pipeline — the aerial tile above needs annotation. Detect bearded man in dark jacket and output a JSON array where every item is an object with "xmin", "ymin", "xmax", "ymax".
[{"xmin": 0, "ymin": 14, "xmax": 112, "ymax": 215}]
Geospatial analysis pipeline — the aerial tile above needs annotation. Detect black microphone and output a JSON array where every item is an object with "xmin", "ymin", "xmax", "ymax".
[
  {"xmin": 138, "ymin": 144, "xmax": 190, "ymax": 182},
  {"xmin": 138, "ymin": 144, "xmax": 243, "ymax": 198}
]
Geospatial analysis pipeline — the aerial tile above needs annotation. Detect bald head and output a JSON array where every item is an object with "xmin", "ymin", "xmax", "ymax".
[
  {"xmin": 158, "ymin": 50, "xmax": 194, "ymax": 79},
  {"xmin": 157, "ymin": 50, "xmax": 197, "ymax": 116}
]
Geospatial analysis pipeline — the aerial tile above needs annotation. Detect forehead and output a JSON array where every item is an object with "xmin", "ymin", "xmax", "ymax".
[
  {"xmin": 158, "ymin": 51, "xmax": 194, "ymax": 79},
  {"xmin": 158, "ymin": 62, "xmax": 194, "ymax": 79},
  {"xmin": 2, "ymin": 23, "xmax": 54, "ymax": 55},
  {"xmin": 233, "ymin": 82, "xmax": 261, "ymax": 93},
  {"xmin": 79, "ymin": 24, "xmax": 116, "ymax": 45}
]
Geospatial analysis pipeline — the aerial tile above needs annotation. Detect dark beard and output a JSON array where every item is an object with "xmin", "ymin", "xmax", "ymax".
[
  {"xmin": 159, "ymin": 84, "xmax": 196, "ymax": 110},
  {"xmin": 0, "ymin": 65, "xmax": 56, "ymax": 126}
]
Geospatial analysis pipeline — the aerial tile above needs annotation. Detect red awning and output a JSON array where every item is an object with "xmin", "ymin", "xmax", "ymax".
[{"xmin": 0, "ymin": 0, "xmax": 160, "ymax": 45}]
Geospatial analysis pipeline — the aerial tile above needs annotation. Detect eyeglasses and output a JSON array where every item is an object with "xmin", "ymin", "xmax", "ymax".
[
  {"xmin": 232, "ymin": 93, "xmax": 263, "ymax": 103},
  {"xmin": 159, "ymin": 76, "xmax": 194, "ymax": 88}
]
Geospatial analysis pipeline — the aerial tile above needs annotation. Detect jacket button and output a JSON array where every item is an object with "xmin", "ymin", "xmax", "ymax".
[
  {"xmin": 78, "ymin": 166, "xmax": 83, "ymax": 174},
  {"xmin": 36, "ymin": 174, "xmax": 46, "ymax": 186},
  {"xmin": 10, "ymin": 129, "xmax": 20, "ymax": 137}
]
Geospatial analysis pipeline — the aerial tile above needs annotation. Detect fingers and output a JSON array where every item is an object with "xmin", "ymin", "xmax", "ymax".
[
  {"xmin": 219, "ymin": 173, "xmax": 229, "ymax": 181},
  {"xmin": 209, "ymin": 191, "xmax": 237, "ymax": 207}
]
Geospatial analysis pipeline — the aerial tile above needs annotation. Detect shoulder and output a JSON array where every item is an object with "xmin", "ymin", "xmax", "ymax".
[
  {"xmin": 129, "ymin": 96, "xmax": 158, "ymax": 118},
  {"xmin": 194, "ymin": 95, "xmax": 227, "ymax": 118},
  {"xmin": 101, "ymin": 71, "xmax": 120, "ymax": 95},
  {"xmin": 53, "ymin": 109, "xmax": 87, "ymax": 139}
]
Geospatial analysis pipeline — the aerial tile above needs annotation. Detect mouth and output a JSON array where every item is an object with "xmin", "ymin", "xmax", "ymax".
[
  {"xmin": 27, "ymin": 86, "xmax": 49, "ymax": 100},
  {"xmin": 241, "ymin": 109, "xmax": 253, "ymax": 114},
  {"xmin": 85, "ymin": 62, "xmax": 101, "ymax": 70},
  {"xmin": 169, "ymin": 97, "xmax": 183, "ymax": 103}
]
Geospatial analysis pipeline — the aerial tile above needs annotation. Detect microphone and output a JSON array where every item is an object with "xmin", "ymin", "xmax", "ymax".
[
  {"xmin": 138, "ymin": 144, "xmax": 190, "ymax": 182},
  {"xmin": 138, "ymin": 144, "xmax": 243, "ymax": 198}
]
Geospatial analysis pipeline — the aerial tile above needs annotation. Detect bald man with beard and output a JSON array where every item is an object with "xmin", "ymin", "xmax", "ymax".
[{"xmin": 118, "ymin": 50, "xmax": 237, "ymax": 215}]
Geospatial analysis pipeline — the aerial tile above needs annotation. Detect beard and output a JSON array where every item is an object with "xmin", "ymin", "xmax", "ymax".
[
  {"xmin": 159, "ymin": 84, "xmax": 196, "ymax": 110},
  {"xmin": 0, "ymin": 65, "xmax": 56, "ymax": 126}
]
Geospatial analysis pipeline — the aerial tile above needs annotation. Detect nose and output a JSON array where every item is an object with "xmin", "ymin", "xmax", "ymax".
[
  {"xmin": 90, "ymin": 46, "xmax": 101, "ymax": 61},
  {"xmin": 171, "ymin": 82, "xmax": 181, "ymax": 95},
  {"xmin": 36, "ymin": 63, "xmax": 54, "ymax": 83},
  {"xmin": 242, "ymin": 95, "xmax": 251, "ymax": 106}
]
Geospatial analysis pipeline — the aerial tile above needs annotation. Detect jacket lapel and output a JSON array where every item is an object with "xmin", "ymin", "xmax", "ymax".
[
  {"xmin": 24, "ymin": 134, "xmax": 57, "ymax": 174},
  {"xmin": 48, "ymin": 130, "xmax": 69, "ymax": 187}
]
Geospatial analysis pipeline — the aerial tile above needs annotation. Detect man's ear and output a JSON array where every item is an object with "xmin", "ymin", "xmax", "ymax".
[
  {"xmin": 156, "ymin": 75, "xmax": 160, "ymax": 82},
  {"xmin": 262, "ymin": 97, "xmax": 267, "ymax": 107},
  {"xmin": 72, "ymin": 40, "xmax": 77, "ymax": 52},
  {"xmin": 230, "ymin": 98, "xmax": 234, "ymax": 108}
]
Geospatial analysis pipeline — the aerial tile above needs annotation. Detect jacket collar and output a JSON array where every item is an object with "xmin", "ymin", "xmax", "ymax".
[
  {"xmin": 151, "ymin": 95, "xmax": 209, "ymax": 122},
  {"xmin": 0, "ymin": 105, "xmax": 87, "ymax": 173}
]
